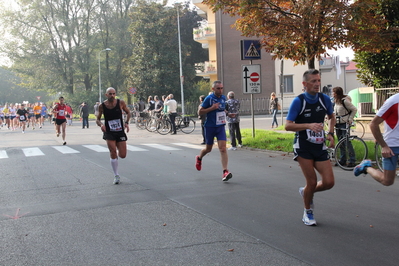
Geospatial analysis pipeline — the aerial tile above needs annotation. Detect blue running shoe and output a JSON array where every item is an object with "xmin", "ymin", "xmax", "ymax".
[
  {"xmin": 299, "ymin": 187, "xmax": 314, "ymax": 209},
  {"xmin": 302, "ymin": 209, "xmax": 317, "ymax": 226},
  {"xmin": 353, "ymin": 160, "xmax": 372, "ymax": 176}
]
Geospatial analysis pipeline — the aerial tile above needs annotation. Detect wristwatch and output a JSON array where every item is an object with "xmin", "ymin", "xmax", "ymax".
[{"xmin": 327, "ymin": 132, "xmax": 334, "ymax": 136}]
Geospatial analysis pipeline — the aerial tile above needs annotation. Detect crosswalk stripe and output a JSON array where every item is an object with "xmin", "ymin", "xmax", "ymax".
[
  {"xmin": 22, "ymin": 147, "xmax": 45, "ymax": 157},
  {"xmin": 142, "ymin": 144, "xmax": 181, "ymax": 151},
  {"xmin": 83, "ymin": 145, "xmax": 109, "ymax": 152},
  {"xmin": 127, "ymin": 145, "xmax": 149, "ymax": 152},
  {"xmin": 172, "ymin": 143, "xmax": 201, "ymax": 149},
  {"xmin": 52, "ymin": 146, "xmax": 80, "ymax": 154},
  {"xmin": 0, "ymin": 150, "xmax": 8, "ymax": 159}
]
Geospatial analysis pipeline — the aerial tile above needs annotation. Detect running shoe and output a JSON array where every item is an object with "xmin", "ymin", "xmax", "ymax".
[
  {"xmin": 302, "ymin": 209, "xmax": 317, "ymax": 226},
  {"xmin": 222, "ymin": 170, "xmax": 232, "ymax": 182},
  {"xmin": 353, "ymin": 160, "xmax": 372, "ymax": 176},
  {"xmin": 63, "ymin": 141, "xmax": 66, "ymax": 145},
  {"xmin": 299, "ymin": 187, "xmax": 314, "ymax": 209},
  {"xmin": 56, "ymin": 132, "xmax": 59, "ymax": 137},
  {"xmin": 228, "ymin": 147, "xmax": 237, "ymax": 151},
  {"xmin": 238, "ymin": 144, "xmax": 242, "ymax": 148},
  {"xmin": 113, "ymin": 175, "xmax": 120, "ymax": 185},
  {"xmin": 22, "ymin": 131, "xmax": 25, "ymax": 134},
  {"xmin": 195, "ymin": 155, "xmax": 202, "ymax": 171}
]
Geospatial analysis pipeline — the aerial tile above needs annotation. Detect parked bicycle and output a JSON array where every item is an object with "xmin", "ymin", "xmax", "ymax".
[
  {"xmin": 156, "ymin": 114, "xmax": 196, "ymax": 134},
  {"xmin": 334, "ymin": 122, "xmax": 368, "ymax": 171},
  {"xmin": 350, "ymin": 120, "xmax": 365, "ymax": 139},
  {"xmin": 135, "ymin": 111, "xmax": 150, "ymax": 130}
]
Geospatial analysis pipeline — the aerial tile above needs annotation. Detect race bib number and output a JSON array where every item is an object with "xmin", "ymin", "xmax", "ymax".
[
  {"xmin": 216, "ymin": 111, "xmax": 226, "ymax": 125},
  {"xmin": 59, "ymin": 110, "xmax": 65, "ymax": 116},
  {"xmin": 306, "ymin": 129, "xmax": 325, "ymax": 144},
  {"xmin": 108, "ymin": 119, "xmax": 122, "ymax": 132}
]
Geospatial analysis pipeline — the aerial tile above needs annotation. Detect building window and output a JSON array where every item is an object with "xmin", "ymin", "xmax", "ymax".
[{"xmin": 280, "ymin": 75, "xmax": 293, "ymax": 93}]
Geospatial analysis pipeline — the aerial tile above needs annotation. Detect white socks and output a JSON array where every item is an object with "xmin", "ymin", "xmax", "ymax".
[{"xmin": 110, "ymin": 158, "xmax": 119, "ymax": 176}]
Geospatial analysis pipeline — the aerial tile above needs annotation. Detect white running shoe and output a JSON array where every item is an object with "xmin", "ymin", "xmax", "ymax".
[
  {"xmin": 113, "ymin": 175, "xmax": 120, "ymax": 185},
  {"xmin": 228, "ymin": 147, "xmax": 237, "ymax": 151},
  {"xmin": 302, "ymin": 209, "xmax": 317, "ymax": 226}
]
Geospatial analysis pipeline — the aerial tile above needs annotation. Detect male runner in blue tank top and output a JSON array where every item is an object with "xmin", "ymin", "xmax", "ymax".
[
  {"xmin": 285, "ymin": 69, "xmax": 336, "ymax": 226},
  {"xmin": 96, "ymin": 87, "xmax": 131, "ymax": 185},
  {"xmin": 195, "ymin": 80, "xmax": 232, "ymax": 181}
]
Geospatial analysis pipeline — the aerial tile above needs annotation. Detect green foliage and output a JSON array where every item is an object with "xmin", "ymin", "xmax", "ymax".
[
  {"xmin": 123, "ymin": 1, "xmax": 207, "ymax": 102},
  {"xmin": 354, "ymin": 0, "xmax": 399, "ymax": 88}
]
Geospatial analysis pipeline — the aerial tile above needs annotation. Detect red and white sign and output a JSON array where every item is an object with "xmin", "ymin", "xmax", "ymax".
[
  {"xmin": 250, "ymin": 72, "xmax": 259, "ymax": 82},
  {"xmin": 36, "ymin": 96, "xmax": 41, "ymax": 100},
  {"xmin": 242, "ymin": 64, "xmax": 261, "ymax": 94}
]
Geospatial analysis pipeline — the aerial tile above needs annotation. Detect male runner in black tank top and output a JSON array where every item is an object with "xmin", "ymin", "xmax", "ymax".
[{"xmin": 96, "ymin": 87, "xmax": 131, "ymax": 185}]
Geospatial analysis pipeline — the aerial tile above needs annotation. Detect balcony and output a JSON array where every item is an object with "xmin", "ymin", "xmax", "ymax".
[
  {"xmin": 195, "ymin": 60, "xmax": 217, "ymax": 77},
  {"xmin": 193, "ymin": 23, "xmax": 216, "ymax": 42}
]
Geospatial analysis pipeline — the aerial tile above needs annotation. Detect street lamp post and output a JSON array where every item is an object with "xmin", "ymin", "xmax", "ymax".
[
  {"xmin": 98, "ymin": 48, "xmax": 111, "ymax": 103},
  {"xmin": 177, "ymin": 7, "xmax": 185, "ymax": 115}
]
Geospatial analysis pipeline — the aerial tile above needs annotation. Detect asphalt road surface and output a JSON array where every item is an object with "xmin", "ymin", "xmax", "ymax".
[{"xmin": 1, "ymin": 116, "xmax": 397, "ymax": 266}]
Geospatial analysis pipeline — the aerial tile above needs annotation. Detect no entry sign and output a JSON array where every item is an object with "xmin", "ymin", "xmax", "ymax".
[{"xmin": 242, "ymin": 65, "xmax": 261, "ymax": 94}]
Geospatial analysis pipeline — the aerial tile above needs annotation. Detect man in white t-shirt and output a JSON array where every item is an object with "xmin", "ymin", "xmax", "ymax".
[
  {"xmin": 164, "ymin": 94, "xmax": 177, "ymax": 134},
  {"xmin": 354, "ymin": 93, "xmax": 399, "ymax": 185}
]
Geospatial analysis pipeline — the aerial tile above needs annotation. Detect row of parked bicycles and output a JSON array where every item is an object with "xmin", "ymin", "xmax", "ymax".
[
  {"xmin": 133, "ymin": 111, "xmax": 196, "ymax": 135},
  {"xmin": 328, "ymin": 119, "xmax": 391, "ymax": 172}
]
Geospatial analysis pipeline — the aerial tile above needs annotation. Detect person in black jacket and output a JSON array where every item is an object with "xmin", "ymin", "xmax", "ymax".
[{"xmin": 80, "ymin": 102, "xmax": 90, "ymax": 129}]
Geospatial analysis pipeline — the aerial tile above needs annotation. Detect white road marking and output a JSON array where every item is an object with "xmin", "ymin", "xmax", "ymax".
[
  {"xmin": 127, "ymin": 145, "xmax": 149, "ymax": 152},
  {"xmin": 0, "ymin": 150, "xmax": 8, "ymax": 159},
  {"xmin": 142, "ymin": 144, "xmax": 181, "ymax": 151},
  {"xmin": 52, "ymin": 146, "xmax": 80, "ymax": 154},
  {"xmin": 22, "ymin": 147, "xmax": 45, "ymax": 157},
  {"xmin": 83, "ymin": 145, "xmax": 109, "ymax": 152}
]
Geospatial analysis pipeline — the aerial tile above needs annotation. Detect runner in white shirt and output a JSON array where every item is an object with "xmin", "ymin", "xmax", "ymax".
[{"xmin": 354, "ymin": 93, "xmax": 399, "ymax": 185}]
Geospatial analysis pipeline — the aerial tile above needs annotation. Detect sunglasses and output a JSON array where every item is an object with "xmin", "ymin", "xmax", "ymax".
[{"xmin": 215, "ymin": 87, "xmax": 223, "ymax": 90}]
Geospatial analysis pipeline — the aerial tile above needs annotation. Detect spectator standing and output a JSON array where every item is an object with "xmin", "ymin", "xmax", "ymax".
[
  {"xmin": 154, "ymin": 95, "xmax": 163, "ymax": 115},
  {"xmin": 226, "ymin": 91, "xmax": 242, "ymax": 150},
  {"xmin": 164, "ymin": 94, "xmax": 177, "ymax": 135},
  {"xmin": 333, "ymin": 86, "xmax": 358, "ymax": 167},
  {"xmin": 80, "ymin": 102, "xmax": 90, "ymax": 128},
  {"xmin": 270, "ymin": 92, "xmax": 279, "ymax": 128},
  {"xmin": 198, "ymin": 95, "xmax": 206, "ymax": 145},
  {"xmin": 94, "ymin": 102, "xmax": 100, "ymax": 117}
]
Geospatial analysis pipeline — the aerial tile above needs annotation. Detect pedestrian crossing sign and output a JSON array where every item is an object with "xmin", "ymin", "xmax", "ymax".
[{"xmin": 240, "ymin": 40, "xmax": 261, "ymax": 60}]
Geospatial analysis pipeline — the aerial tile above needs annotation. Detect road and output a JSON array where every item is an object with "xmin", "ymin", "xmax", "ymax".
[{"xmin": 0, "ymin": 116, "xmax": 397, "ymax": 266}]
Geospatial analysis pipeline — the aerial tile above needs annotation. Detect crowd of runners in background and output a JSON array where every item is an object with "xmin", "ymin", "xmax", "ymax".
[{"xmin": 0, "ymin": 101, "xmax": 74, "ymax": 133}]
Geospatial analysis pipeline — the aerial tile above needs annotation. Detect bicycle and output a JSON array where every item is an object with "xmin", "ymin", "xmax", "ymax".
[
  {"xmin": 135, "ymin": 111, "xmax": 150, "ymax": 130},
  {"xmin": 156, "ymin": 114, "xmax": 196, "ymax": 134},
  {"xmin": 350, "ymin": 120, "xmax": 365, "ymax": 139},
  {"xmin": 175, "ymin": 115, "xmax": 196, "ymax": 134},
  {"xmin": 334, "ymin": 122, "xmax": 368, "ymax": 171}
]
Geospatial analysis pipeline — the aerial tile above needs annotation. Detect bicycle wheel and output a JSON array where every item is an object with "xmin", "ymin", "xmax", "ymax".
[
  {"xmin": 146, "ymin": 117, "xmax": 158, "ymax": 132},
  {"xmin": 179, "ymin": 117, "xmax": 196, "ymax": 134},
  {"xmin": 136, "ymin": 117, "xmax": 146, "ymax": 130},
  {"xmin": 350, "ymin": 121, "xmax": 365, "ymax": 139},
  {"xmin": 334, "ymin": 136, "xmax": 368, "ymax": 171},
  {"xmin": 157, "ymin": 120, "xmax": 172, "ymax": 135},
  {"xmin": 375, "ymin": 142, "xmax": 383, "ymax": 171}
]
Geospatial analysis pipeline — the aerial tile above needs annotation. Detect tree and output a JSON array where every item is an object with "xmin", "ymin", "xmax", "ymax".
[
  {"xmin": 123, "ymin": 1, "xmax": 207, "ymax": 102},
  {"xmin": 203, "ymin": 0, "xmax": 392, "ymax": 68},
  {"xmin": 354, "ymin": 0, "xmax": 399, "ymax": 88}
]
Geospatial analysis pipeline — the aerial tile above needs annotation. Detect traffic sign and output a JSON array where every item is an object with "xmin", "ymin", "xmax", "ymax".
[
  {"xmin": 129, "ymin": 87, "xmax": 137, "ymax": 94},
  {"xmin": 240, "ymin": 40, "xmax": 261, "ymax": 60},
  {"xmin": 242, "ymin": 65, "xmax": 261, "ymax": 94}
]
